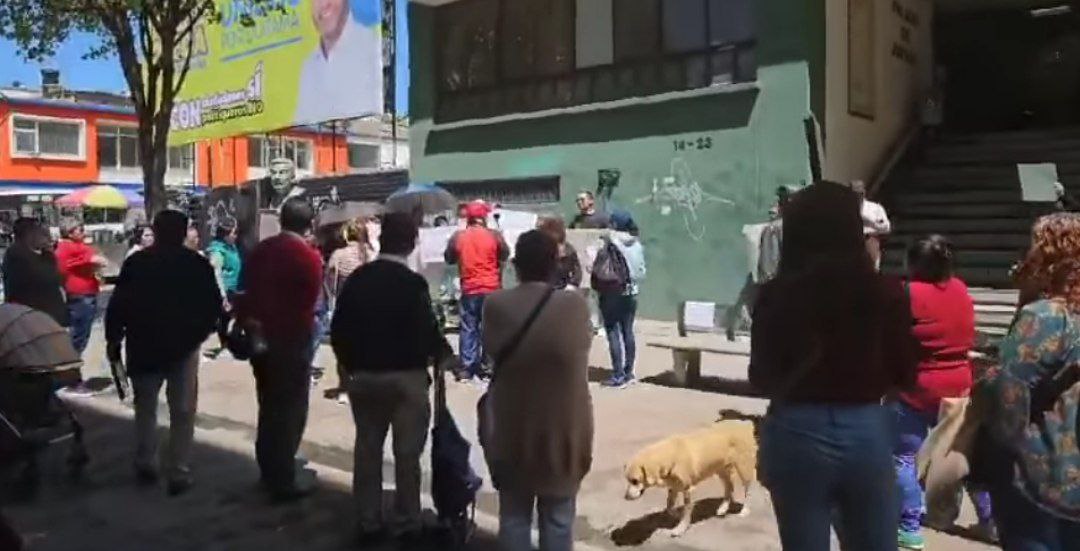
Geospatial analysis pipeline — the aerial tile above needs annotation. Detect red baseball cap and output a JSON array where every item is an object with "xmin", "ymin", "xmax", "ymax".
[{"xmin": 464, "ymin": 200, "xmax": 492, "ymax": 219}]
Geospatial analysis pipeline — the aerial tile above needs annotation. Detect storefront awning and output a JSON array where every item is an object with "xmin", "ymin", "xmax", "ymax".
[{"xmin": 0, "ymin": 181, "xmax": 144, "ymax": 198}]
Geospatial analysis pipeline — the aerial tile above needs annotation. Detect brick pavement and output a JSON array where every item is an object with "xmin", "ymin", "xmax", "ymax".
[{"xmin": 4, "ymin": 319, "xmax": 995, "ymax": 550}]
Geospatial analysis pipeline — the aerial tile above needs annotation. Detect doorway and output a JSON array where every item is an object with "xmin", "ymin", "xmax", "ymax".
[{"xmin": 937, "ymin": 7, "xmax": 1080, "ymax": 131}]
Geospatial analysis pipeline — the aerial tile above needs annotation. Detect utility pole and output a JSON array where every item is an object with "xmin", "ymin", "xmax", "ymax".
[{"xmin": 383, "ymin": 0, "xmax": 397, "ymax": 168}]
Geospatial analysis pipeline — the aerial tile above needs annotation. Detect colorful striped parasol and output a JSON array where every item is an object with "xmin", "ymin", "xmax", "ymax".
[{"xmin": 55, "ymin": 185, "xmax": 129, "ymax": 209}]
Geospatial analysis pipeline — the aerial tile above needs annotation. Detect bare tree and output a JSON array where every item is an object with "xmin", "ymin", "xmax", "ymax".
[{"xmin": 0, "ymin": 0, "xmax": 218, "ymax": 216}]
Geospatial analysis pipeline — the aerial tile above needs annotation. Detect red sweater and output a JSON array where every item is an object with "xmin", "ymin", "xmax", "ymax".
[
  {"xmin": 239, "ymin": 233, "xmax": 323, "ymax": 343},
  {"xmin": 899, "ymin": 277, "xmax": 976, "ymax": 413},
  {"xmin": 55, "ymin": 239, "xmax": 100, "ymax": 296}
]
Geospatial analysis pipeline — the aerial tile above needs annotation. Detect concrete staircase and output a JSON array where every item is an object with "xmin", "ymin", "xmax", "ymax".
[{"xmin": 879, "ymin": 128, "xmax": 1080, "ymax": 287}]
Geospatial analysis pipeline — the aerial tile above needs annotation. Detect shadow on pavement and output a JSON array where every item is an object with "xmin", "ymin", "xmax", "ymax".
[
  {"xmin": 642, "ymin": 372, "xmax": 761, "ymax": 397},
  {"xmin": 609, "ymin": 498, "xmax": 744, "ymax": 547},
  {"xmin": 3, "ymin": 404, "xmax": 500, "ymax": 551},
  {"xmin": 587, "ymin": 366, "xmax": 615, "ymax": 383}
]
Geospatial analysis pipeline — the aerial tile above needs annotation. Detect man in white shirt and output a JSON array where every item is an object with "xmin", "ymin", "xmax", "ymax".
[
  {"xmin": 851, "ymin": 180, "xmax": 891, "ymax": 270},
  {"xmin": 294, "ymin": 0, "xmax": 382, "ymax": 125}
]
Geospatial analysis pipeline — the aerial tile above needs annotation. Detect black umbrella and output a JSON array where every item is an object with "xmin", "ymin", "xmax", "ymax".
[{"xmin": 386, "ymin": 183, "xmax": 457, "ymax": 215}]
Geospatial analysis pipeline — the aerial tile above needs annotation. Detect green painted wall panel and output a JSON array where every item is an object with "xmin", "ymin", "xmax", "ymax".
[{"xmin": 409, "ymin": 1, "xmax": 816, "ymax": 320}]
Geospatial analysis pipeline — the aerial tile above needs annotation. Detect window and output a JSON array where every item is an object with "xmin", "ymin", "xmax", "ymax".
[
  {"xmin": 248, "ymin": 135, "xmax": 313, "ymax": 171},
  {"xmin": 12, "ymin": 116, "xmax": 83, "ymax": 158},
  {"xmin": 97, "ymin": 125, "xmax": 140, "ymax": 169},
  {"xmin": 614, "ymin": 0, "xmax": 660, "ymax": 61},
  {"xmin": 435, "ymin": 0, "xmax": 756, "ymax": 122},
  {"xmin": 347, "ymin": 143, "xmax": 381, "ymax": 169},
  {"xmin": 438, "ymin": 0, "xmax": 498, "ymax": 93},
  {"xmin": 168, "ymin": 144, "xmax": 194, "ymax": 171},
  {"xmin": 500, "ymin": 0, "xmax": 575, "ymax": 79},
  {"xmin": 663, "ymin": 0, "xmax": 706, "ymax": 53}
]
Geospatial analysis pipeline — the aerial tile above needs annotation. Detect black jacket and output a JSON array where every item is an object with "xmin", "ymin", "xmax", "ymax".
[
  {"xmin": 331, "ymin": 259, "xmax": 451, "ymax": 374},
  {"xmin": 552, "ymin": 243, "xmax": 583, "ymax": 290},
  {"xmin": 105, "ymin": 246, "xmax": 222, "ymax": 373},
  {"xmin": 2, "ymin": 243, "xmax": 68, "ymax": 325}
]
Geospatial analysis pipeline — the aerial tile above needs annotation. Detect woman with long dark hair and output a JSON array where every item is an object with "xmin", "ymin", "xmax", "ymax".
[{"xmin": 750, "ymin": 181, "xmax": 917, "ymax": 550}]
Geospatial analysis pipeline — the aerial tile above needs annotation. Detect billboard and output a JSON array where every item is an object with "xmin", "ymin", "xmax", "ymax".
[{"xmin": 169, "ymin": 0, "xmax": 383, "ymax": 144}]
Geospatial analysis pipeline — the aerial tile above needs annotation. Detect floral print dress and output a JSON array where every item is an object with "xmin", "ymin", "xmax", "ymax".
[{"xmin": 980, "ymin": 298, "xmax": 1080, "ymax": 521}]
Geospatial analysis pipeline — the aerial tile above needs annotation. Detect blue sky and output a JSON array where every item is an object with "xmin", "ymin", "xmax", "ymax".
[{"xmin": 0, "ymin": 0, "xmax": 410, "ymax": 115}]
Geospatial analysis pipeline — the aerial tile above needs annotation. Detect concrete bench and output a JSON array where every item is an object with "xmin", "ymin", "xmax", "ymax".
[{"xmin": 647, "ymin": 336, "xmax": 750, "ymax": 387}]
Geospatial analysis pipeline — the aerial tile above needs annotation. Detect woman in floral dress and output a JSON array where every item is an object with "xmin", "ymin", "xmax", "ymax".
[{"xmin": 979, "ymin": 213, "xmax": 1080, "ymax": 549}]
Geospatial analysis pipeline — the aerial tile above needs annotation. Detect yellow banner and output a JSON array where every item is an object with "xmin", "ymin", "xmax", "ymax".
[{"xmin": 169, "ymin": 0, "xmax": 383, "ymax": 144}]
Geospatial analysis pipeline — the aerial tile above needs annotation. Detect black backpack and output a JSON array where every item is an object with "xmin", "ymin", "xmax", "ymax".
[{"xmin": 591, "ymin": 241, "xmax": 631, "ymax": 294}]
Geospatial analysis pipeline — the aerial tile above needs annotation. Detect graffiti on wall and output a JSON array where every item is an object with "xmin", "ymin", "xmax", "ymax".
[{"xmin": 636, "ymin": 157, "xmax": 734, "ymax": 241}]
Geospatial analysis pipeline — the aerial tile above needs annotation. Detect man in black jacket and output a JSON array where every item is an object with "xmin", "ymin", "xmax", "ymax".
[
  {"xmin": 2, "ymin": 218, "xmax": 67, "ymax": 325},
  {"xmin": 331, "ymin": 212, "xmax": 451, "ymax": 544},
  {"xmin": 106, "ymin": 210, "xmax": 221, "ymax": 496}
]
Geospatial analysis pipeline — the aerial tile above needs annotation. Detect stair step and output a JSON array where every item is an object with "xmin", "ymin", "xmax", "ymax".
[
  {"xmin": 924, "ymin": 149, "xmax": 1080, "ymax": 165},
  {"xmin": 889, "ymin": 203, "xmax": 1051, "ymax": 219},
  {"xmin": 889, "ymin": 190, "xmax": 1023, "ymax": 206},
  {"xmin": 975, "ymin": 303, "xmax": 1016, "ymax": 315},
  {"xmin": 882, "ymin": 249, "xmax": 1018, "ymax": 267},
  {"xmin": 928, "ymin": 138, "xmax": 1080, "ymax": 157},
  {"xmin": 976, "ymin": 312, "xmax": 1016, "ymax": 328},
  {"xmin": 969, "ymin": 288, "xmax": 1020, "ymax": 306},
  {"xmin": 909, "ymin": 162, "xmax": 1080, "ymax": 181},
  {"xmin": 884, "ymin": 233, "xmax": 1030, "ymax": 250},
  {"xmin": 977, "ymin": 326, "xmax": 1010, "ymax": 337},
  {"xmin": 893, "ymin": 218, "xmax": 1035, "ymax": 234},
  {"xmin": 938, "ymin": 127, "xmax": 1080, "ymax": 145}
]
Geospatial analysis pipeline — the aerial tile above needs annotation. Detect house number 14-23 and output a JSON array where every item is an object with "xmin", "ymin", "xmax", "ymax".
[{"xmin": 674, "ymin": 137, "xmax": 713, "ymax": 151}]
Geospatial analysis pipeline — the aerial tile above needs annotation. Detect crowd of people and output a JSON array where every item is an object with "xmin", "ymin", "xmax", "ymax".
[
  {"xmin": 750, "ymin": 180, "xmax": 1080, "ymax": 550},
  {"xmin": 0, "ymin": 192, "xmax": 647, "ymax": 549},
  {"xmin": 5, "ymin": 177, "xmax": 1080, "ymax": 551}
]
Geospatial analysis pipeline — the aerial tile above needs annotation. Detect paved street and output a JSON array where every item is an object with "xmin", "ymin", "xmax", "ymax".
[{"xmin": 5, "ymin": 320, "xmax": 996, "ymax": 550}]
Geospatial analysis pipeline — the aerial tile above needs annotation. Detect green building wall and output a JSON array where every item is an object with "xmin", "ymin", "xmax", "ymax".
[{"xmin": 408, "ymin": 0, "xmax": 825, "ymax": 319}]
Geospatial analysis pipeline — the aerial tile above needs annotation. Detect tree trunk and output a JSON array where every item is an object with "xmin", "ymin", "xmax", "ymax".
[{"xmin": 138, "ymin": 109, "xmax": 169, "ymax": 218}]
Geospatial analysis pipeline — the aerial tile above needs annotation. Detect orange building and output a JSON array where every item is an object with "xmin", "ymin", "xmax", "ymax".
[{"xmin": 0, "ymin": 85, "xmax": 402, "ymax": 202}]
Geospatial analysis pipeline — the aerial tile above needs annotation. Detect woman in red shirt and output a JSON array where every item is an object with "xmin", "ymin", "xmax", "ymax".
[{"xmin": 894, "ymin": 235, "xmax": 993, "ymax": 549}]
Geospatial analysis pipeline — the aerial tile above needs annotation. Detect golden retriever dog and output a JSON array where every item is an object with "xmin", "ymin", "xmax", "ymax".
[{"xmin": 623, "ymin": 419, "xmax": 757, "ymax": 537}]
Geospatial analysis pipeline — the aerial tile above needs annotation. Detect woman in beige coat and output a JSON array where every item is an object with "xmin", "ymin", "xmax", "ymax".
[{"xmin": 482, "ymin": 230, "xmax": 594, "ymax": 551}]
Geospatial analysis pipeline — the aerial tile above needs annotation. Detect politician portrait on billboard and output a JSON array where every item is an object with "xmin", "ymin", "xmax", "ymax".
[
  {"xmin": 296, "ymin": 0, "xmax": 382, "ymax": 125},
  {"xmin": 169, "ymin": 0, "xmax": 383, "ymax": 145}
]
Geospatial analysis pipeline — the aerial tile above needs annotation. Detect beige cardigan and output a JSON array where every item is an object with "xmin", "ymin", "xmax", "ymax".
[{"xmin": 482, "ymin": 282, "xmax": 594, "ymax": 497}]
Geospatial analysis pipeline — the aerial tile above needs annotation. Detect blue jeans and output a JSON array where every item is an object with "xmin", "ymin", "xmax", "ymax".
[
  {"xmin": 892, "ymin": 401, "xmax": 992, "ymax": 534},
  {"xmin": 991, "ymin": 482, "xmax": 1080, "ymax": 551},
  {"xmin": 459, "ymin": 294, "xmax": 487, "ymax": 377},
  {"xmin": 67, "ymin": 294, "xmax": 97, "ymax": 355},
  {"xmin": 760, "ymin": 403, "xmax": 897, "ymax": 551},
  {"xmin": 308, "ymin": 295, "xmax": 330, "ymax": 367},
  {"xmin": 498, "ymin": 491, "xmax": 576, "ymax": 551},
  {"xmin": 599, "ymin": 293, "xmax": 637, "ymax": 382}
]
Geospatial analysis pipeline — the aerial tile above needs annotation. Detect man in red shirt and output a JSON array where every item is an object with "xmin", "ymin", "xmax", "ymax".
[
  {"xmin": 444, "ymin": 201, "xmax": 509, "ymax": 381},
  {"xmin": 237, "ymin": 197, "xmax": 324, "ymax": 500},
  {"xmin": 55, "ymin": 218, "xmax": 107, "ymax": 358}
]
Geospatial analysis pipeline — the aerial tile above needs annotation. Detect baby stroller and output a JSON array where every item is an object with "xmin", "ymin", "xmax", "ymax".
[{"xmin": 0, "ymin": 304, "xmax": 89, "ymax": 501}]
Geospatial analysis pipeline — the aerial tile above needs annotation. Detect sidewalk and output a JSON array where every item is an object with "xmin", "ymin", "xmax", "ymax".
[{"xmin": 5, "ymin": 319, "xmax": 995, "ymax": 550}]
